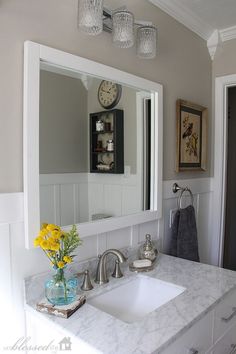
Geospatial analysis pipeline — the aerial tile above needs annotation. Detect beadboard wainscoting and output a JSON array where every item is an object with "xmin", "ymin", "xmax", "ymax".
[{"xmin": 0, "ymin": 177, "xmax": 214, "ymax": 348}]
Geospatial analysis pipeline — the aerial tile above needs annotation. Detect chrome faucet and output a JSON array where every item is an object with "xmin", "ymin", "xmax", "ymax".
[{"xmin": 95, "ymin": 249, "xmax": 127, "ymax": 284}]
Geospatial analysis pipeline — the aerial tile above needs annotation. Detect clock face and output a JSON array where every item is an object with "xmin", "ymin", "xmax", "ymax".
[{"xmin": 98, "ymin": 81, "xmax": 122, "ymax": 109}]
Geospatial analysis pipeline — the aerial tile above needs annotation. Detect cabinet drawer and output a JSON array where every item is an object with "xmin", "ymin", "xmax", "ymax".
[
  {"xmin": 161, "ymin": 311, "xmax": 213, "ymax": 354},
  {"xmin": 212, "ymin": 321, "xmax": 236, "ymax": 354},
  {"xmin": 214, "ymin": 289, "xmax": 236, "ymax": 342}
]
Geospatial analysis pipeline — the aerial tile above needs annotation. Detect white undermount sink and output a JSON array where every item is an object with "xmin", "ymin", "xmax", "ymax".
[{"xmin": 88, "ymin": 275, "xmax": 186, "ymax": 323}]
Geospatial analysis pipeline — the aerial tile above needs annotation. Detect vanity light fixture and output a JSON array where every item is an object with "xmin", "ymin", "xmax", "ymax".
[
  {"xmin": 77, "ymin": 0, "xmax": 157, "ymax": 59},
  {"xmin": 112, "ymin": 10, "xmax": 134, "ymax": 49},
  {"xmin": 78, "ymin": 0, "xmax": 104, "ymax": 35},
  {"xmin": 137, "ymin": 25, "xmax": 157, "ymax": 59}
]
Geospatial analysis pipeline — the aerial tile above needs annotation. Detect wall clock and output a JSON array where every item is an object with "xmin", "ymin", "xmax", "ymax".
[{"xmin": 98, "ymin": 80, "xmax": 122, "ymax": 109}]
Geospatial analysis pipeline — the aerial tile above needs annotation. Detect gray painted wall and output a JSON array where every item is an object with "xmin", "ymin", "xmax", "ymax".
[
  {"xmin": 213, "ymin": 39, "xmax": 236, "ymax": 77},
  {"xmin": 0, "ymin": 0, "xmax": 212, "ymax": 192},
  {"xmin": 40, "ymin": 70, "xmax": 88, "ymax": 173}
]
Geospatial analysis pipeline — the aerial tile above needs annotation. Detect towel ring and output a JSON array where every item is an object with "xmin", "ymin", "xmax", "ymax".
[{"xmin": 178, "ymin": 188, "xmax": 194, "ymax": 209}]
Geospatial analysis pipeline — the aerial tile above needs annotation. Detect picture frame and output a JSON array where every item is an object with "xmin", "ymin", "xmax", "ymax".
[{"xmin": 176, "ymin": 99, "xmax": 207, "ymax": 172}]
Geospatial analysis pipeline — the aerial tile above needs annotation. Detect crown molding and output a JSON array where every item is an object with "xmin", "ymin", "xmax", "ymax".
[
  {"xmin": 149, "ymin": 0, "xmax": 213, "ymax": 40},
  {"xmin": 149, "ymin": 0, "xmax": 236, "ymax": 61},
  {"xmin": 220, "ymin": 25, "xmax": 236, "ymax": 42},
  {"xmin": 206, "ymin": 25, "xmax": 236, "ymax": 60}
]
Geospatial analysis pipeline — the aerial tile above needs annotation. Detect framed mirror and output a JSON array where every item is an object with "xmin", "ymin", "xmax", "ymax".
[{"xmin": 24, "ymin": 41, "xmax": 163, "ymax": 248}]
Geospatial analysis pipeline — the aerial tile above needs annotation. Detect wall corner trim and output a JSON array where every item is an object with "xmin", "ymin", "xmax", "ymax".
[{"xmin": 207, "ymin": 30, "xmax": 221, "ymax": 60}]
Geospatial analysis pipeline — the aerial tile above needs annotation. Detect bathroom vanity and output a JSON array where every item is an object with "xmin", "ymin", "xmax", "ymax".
[{"xmin": 24, "ymin": 253, "xmax": 236, "ymax": 354}]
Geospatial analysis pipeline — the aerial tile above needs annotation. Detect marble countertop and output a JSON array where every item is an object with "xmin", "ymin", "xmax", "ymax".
[{"xmin": 24, "ymin": 254, "xmax": 236, "ymax": 354}]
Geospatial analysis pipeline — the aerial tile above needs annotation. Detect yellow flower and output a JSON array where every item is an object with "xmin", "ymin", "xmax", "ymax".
[
  {"xmin": 49, "ymin": 241, "xmax": 60, "ymax": 252},
  {"xmin": 57, "ymin": 261, "xmax": 65, "ymax": 269},
  {"xmin": 40, "ymin": 239, "xmax": 51, "ymax": 250},
  {"xmin": 51, "ymin": 230, "xmax": 62, "ymax": 240},
  {"xmin": 63, "ymin": 256, "xmax": 72, "ymax": 263},
  {"xmin": 33, "ymin": 236, "xmax": 42, "ymax": 247},
  {"xmin": 41, "ymin": 223, "xmax": 48, "ymax": 229},
  {"xmin": 38, "ymin": 228, "xmax": 48, "ymax": 238},
  {"xmin": 46, "ymin": 224, "xmax": 60, "ymax": 232}
]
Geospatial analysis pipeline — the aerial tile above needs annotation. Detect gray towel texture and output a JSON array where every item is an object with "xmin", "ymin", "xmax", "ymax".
[{"xmin": 169, "ymin": 205, "xmax": 200, "ymax": 262}]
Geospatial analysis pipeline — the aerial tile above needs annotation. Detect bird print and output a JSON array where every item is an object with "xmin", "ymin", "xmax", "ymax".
[{"xmin": 182, "ymin": 122, "xmax": 193, "ymax": 139}]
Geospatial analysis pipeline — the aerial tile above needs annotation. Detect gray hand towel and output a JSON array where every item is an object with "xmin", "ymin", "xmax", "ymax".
[{"xmin": 169, "ymin": 205, "xmax": 200, "ymax": 262}]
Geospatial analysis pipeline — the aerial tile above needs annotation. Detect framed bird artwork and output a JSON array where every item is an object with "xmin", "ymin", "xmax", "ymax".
[{"xmin": 176, "ymin": 99, "xmax": 207, "ymax": 171}]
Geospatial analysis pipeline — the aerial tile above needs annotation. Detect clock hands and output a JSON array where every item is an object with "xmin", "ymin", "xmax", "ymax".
[{"xmin": 101, "ymin": 88, "xmax": 110, "ymax": 94}]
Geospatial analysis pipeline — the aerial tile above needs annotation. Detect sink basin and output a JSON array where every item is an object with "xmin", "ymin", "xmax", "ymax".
[{"xmin": 88, "ymin": 275, "xmax": 186, "ymax": 323}]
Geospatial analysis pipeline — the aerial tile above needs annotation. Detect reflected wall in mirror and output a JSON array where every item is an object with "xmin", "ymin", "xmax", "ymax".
[
  {"xmin": 39, "ymin": 67, "xmax": 151, "ymax": 226},
  {"xmin": 23, "ymin": 41, "xmax": 163, "ymax": 248}
]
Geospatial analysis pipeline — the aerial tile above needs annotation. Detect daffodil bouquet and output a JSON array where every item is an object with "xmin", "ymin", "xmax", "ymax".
[
  {"xmin": 34, "ymin": 223, "xmax": 82, "ymax": 269},
  {"xmin": 34, "ymin": 223, "xmax": 82, "ymax": 305}
]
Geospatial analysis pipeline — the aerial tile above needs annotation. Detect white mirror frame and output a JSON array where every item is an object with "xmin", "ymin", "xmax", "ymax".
[{"xmin": 23, "ymin": 41, "xmax": 163, "ymax": 249}]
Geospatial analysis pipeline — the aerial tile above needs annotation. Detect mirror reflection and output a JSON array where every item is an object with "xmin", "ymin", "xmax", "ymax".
[{"xmin": 39, "ymin": 65, "xmax": 151, "ymax": 226}]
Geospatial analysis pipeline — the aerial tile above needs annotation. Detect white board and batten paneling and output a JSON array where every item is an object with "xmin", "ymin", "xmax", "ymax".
[
  {"xmin": 40, "ymin": 172, "xmax": 142, "ymax": 226},
  {"xmin": 39, "ymin": 176, "xmax": 214, "ymax": 264},
  {"xmin": 40, "ymin": 173, "xmax": 89, "ymax": 225},
  {"xmin": 162, "ymin": 178, "xmax": 214, "ymax": 265}
]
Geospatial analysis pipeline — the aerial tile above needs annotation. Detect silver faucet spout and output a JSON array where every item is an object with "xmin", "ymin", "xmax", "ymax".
[
  {"xmin": 95, "ymin": 249, "xmax": 127, "ymax": 284},
  {"xmin": 102, "ymin": 249, "xmax": 127, "ymax": 263}
]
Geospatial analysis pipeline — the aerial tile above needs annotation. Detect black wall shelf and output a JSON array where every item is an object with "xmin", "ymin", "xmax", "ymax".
[{"xmin": 90, "ymin": 109, "xmax": 124, "ymax": 174}]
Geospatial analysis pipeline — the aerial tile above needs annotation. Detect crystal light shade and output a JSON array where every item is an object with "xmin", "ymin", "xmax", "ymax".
[
  {"xmin": 137, "ymin": 26, "xmax": 157, "ymax": 59},
  {"xmin": 78, "ymin": 0, "xmax": 104, "ymax": 36},
  {"xmin": 112, "ymin": 11, "xmax": 134, "ymax": 48}
]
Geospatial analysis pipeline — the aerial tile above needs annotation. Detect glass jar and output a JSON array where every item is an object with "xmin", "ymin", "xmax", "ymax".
[
  {"xmin": 45, "ymin": 268, "xmax": 77, "ymax": 306},
  {"xmin": 96, "ymin": 119, "xmax": 104, "ymax": 131},
  {"xmin": 139, "ymin": 234, "xmax": 157, "ymax": 261},
  {"xmin": 106, "ymin": 139, "xmax": 114, "ymax": 151}
]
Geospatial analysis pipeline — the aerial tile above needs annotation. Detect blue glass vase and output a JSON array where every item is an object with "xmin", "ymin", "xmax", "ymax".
[{"xmin": 45, "ymin": 268, "xmax": 77, "ymax": 306}]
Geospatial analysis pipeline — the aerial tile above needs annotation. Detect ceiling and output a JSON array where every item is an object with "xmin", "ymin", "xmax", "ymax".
[
  {"xmin": 178, "ymin": 0, "xmax": 236, "ymax": 30},
  {"xmin": 149, "ymin": 0, "xmax": 236, "ymax": 58}
]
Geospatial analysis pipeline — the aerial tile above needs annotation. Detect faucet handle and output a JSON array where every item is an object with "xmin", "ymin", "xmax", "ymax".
[
  {"xmin": 112, "ymin": 260, "xmax": 123, "ymax": 279},
  {"xmin": 81, "ymin": 270, "xmax": 94, "ymax": 291}
]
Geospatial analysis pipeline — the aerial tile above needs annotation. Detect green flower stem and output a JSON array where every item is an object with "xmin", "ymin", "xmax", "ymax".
[
  {"xmin": 42, "ymin": 249, "xmax": 53, "ymax": 263},
  {"xmin": 62, "ymin": 274, "xmax": 68, "ymax": 302},
  {"xmin": 55, "ymin": 268, "xmax": 67, "ymax": 302}
]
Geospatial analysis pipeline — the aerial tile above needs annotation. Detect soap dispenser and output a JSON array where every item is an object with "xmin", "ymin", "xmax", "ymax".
[{"xmin": 139, "ymin": 234, "xmax": 157, "ymax": 261}]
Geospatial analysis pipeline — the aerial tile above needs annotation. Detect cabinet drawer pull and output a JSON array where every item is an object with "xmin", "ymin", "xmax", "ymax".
[
  {"xmin": 221, "ymin": 307, "xmax": 236, "ymax": 323},
  {"xmin": 189, "ymin": 349, "xmax": 198, "ymax": 354},
  {"xmin": 229, "ymin": 344, "xmax": 236, "ymax": 354}
]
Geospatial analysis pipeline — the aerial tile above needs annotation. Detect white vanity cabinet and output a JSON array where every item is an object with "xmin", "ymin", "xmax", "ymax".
[
  {"xmin": 209, "ymin": 289, "xmax": 236, "ymax": 354},
  {"xmin": 210, "ymin": 322, "xmax": 236, "ymax": 354},
  {"xmin": 161, "ymin": 311, "xmax": 213, "ymax": 354},
  {"xmin": 161, "ymin": 288, "xmax": 236, "ymax": 354}
]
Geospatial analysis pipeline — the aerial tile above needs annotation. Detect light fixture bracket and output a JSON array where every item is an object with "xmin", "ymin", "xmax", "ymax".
[
  {"xmin": 103, "ymin": 7, "xmax": 153, "ymax": 33},
  {"xmin": 103, "ymin": 6, "xmax": 128, "ymax": 33}
]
